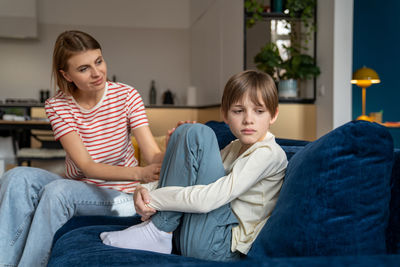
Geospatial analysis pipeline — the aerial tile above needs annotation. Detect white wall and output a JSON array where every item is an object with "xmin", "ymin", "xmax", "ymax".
[
  {"xmin": 316, "ymin": 0, "xmax": 353, "ymax": 137},
  {"xmin": 0, "ymin": 0, "xmax": 38, "ymax": 38},
  {"xmin": 0, "ymin": 0, "xmax": 245, "ymax": 106},
  {"xmin": 38, "ymin": 0, "xmax": 190, "ymax": 29},
  {"xmin": 316, "ymin": 1, "xmax": 334, "ymax": 137},
  {"xmin": 332, "ymin": 0, "xmax": 353, "ymax": 129},
  {"xmin": 190, "ymin": 0, "xmax": 243, "ymax": 105},
  {"xmin": 0, "ymin": 0, "xmax": 191, "ymax": 105},
  {"xmin": 1, "ymin": 0, "xmax": 348, "ymax": 138}
]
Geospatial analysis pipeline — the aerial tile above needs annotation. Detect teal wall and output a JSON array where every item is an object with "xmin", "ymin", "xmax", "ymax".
[{"xmin": 353, "ymin": 0, "xmax": 400, "ymax": 148}]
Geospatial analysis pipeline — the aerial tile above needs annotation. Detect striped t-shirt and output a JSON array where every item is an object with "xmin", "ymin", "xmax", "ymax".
[{"xmin": 45, "ymin": 81, "xmax": 148, "ymax": 193}]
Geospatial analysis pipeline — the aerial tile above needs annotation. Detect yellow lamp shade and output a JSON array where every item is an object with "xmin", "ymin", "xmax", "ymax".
[
  {"xmin": 351, "ymin": 66, "xmax": 380, "ymax": 87},
  {"xmin": 350, "ymin": 66, "xmax": 381, "ymax": 121}
]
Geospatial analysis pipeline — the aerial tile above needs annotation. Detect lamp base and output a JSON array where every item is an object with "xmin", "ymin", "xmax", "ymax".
[{"xmin": 357, "ymin": 115, "xmax": 373, "ymax": 122}]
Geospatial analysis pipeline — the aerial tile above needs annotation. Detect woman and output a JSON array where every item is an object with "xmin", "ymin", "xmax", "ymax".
[{"xmin": 0, "ymin": 30, "xmax": 163, "ymax": 267}]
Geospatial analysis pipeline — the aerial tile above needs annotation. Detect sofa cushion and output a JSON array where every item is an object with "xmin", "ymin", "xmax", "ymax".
[
  {"xmin": 386, "ymin": 148, "xmax": 400, "ymax": 253},
  {"xmin": 205, "ymin": 121, "xmax": 236, "ymax": 150},
  {"xmin": 49, "ymin": 220, "xmax": 221, "ymax": 267},
  {"xmin": 132, "ymin": 136, "xmax": 167, "ymax": 166},
  {"xmin": 249, "ymin": 121, "xmax": 394, "ymax": 257}
]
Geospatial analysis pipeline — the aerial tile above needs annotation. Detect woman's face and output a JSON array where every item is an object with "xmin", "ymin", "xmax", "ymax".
[{"xmin": 61, "ymin": 49, "xmax": 107, "ymax": 93}]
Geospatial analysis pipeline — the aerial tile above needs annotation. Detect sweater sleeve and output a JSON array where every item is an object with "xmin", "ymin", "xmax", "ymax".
[
  {"xmin": 148, "ymin": 145, "xmax": 287, "ymax": 213},
  {"xmin": 140, "ymin": 181, "xmax": 159, "ymax": 191}
]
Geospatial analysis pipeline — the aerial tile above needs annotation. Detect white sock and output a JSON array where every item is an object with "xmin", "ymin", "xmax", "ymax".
[{"xmin": 100, "ymin": 220, "xmax": 172, "ymax": 254}]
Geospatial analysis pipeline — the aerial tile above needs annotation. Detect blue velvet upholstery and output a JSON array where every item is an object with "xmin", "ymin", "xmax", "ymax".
[
  {"xmin": 387, "ymin": 148, "xmax": 400, "ymax": 253},
  {"xmin": 248, "ymin": 121, "xmax": 394, "ymax": 257},
  {"xmin": 205, "ymin": 120, "xmax": 236, "ymax": 149},
  {"xmin": 49, "ymin": 222, "xmax": 218, "ymax": 266},
  {"xmin": 48, "ymin": 120, "xmax": 400, "ymax": 266}
]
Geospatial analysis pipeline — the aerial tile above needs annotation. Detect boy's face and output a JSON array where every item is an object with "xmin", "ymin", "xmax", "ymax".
[{"xmin": 223, "ymin": 92, "xmax": 278, "ymax": 147}]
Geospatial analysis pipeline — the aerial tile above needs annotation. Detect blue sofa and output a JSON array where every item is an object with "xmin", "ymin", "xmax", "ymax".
[{"xmin": 48, "ymin": 120, "xmax": 400, "ymax": 266}]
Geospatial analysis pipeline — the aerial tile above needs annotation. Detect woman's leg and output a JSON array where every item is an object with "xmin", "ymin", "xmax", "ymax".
[
  {"xmin": 17, "ymin": 177, "xmax": 135, "ymax": 267},
  {"xmin": 0, "ymin": 167, "xmax": 62, "ymax": 267},
  {"xmin": 101, "ymin": 124, "xmax": 239, "ymax": 261}
]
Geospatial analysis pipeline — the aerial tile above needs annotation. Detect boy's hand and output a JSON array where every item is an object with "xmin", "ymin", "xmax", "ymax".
[
  {"xmin": 166, "ymin": 120, "xmax": 196, "ymax": 146},
  {"xmin": 134, "ymin": 186, "xmax": 156, "ymax": 221}
]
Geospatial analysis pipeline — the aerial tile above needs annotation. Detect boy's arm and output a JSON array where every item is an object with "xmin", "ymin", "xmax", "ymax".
[{"xmin": 147, "ymin": 146, "xmax": 287, "ymax": 213}]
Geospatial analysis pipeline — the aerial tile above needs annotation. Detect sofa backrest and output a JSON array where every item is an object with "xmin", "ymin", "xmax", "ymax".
[
  {"xmin": 205, "ymin": 120, "xmax": 400, "ymax": 257},
  {"xmin": 248, "ymin": 120, "xmax": 394, "ymax": 257}
]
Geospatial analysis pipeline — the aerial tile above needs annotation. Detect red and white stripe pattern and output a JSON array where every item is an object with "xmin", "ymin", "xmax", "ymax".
[{"xmin": 45, "ymin": 82, "xmax": 148, "ymax": 193}]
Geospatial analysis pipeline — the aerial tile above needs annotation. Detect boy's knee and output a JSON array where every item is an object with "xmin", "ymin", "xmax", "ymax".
[{"xmin": 175, "ymin": 123, "xmax": 214, "ymax": 138}]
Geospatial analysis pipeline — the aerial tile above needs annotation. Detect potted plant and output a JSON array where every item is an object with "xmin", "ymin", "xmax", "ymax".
[
  {"xmin": 254, "ymin": 43, "xmax": 283, "ymax": 81},
  {"xmin": 278, "ymin": 47, "xmax": 320, "ymax": 97},
  {"xmin": 254, "ymin": 44, "xmax": 320, "ymax": 98},
  {"xmin": 244, "ymin": 0, "xmax": 266, "ymax": 28},
  {"xmin": 246, "ymin": 0, "xmax": 320, "ymax": 98}
]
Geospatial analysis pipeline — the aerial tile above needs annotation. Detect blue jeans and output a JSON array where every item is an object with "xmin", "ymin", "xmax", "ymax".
[
  {"xmin": 151, "ymin": 124, "xmax": 240, "ymax": 262},
  {"xmin": 0, "ymin": 167, "xmax": 135, "ymax": 267}
]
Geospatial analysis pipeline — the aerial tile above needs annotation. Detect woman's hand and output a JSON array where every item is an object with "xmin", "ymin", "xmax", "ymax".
[
  {"xmin": 166, "ymin": 120, "xmax": 196, "ymax": 146},
  {"xmin": 137, "ymin": 163, "xmax": 161, "ymax": 183},
  {"xmin": 134, "ymin": 186, "xmax": 156, "ymax": 221}
]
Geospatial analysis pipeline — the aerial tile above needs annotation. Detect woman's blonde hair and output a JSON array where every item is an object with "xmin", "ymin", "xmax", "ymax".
[
  {"xmin": 221, "ymin": 70, "xmax": 278, "ymax": 118},
  {"xmin": 52, "ymin": 30, "xmax": 101, "ymax": 95}
]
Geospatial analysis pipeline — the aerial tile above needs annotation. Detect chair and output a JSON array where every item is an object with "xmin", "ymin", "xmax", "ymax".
[{"xmin": 16, "ymin": 129, "xmax": 66, "ymax": 166}]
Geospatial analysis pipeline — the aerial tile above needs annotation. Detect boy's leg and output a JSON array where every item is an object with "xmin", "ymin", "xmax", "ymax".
[
  {"xmin": 151, "ymin": 124, "xmax": 239, "ymax": 261},
  {"xmin": 101, "ymin": 124, "xmax": 239, "ymax": 261},
  {"xmin": 18, "ymin": 178, "xmax": 135, "ymax": 267},
  {"xmin": 151, "ymin": 123, "xmax": 232, "ymax": 231},
  {"xmin": 0, "ymin": 167, "xmax": 62, "ymax": 267}
]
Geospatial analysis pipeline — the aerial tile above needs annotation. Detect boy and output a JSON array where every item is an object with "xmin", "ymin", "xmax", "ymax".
[{"xmin": 100, "ymin": 70, "xmax": 288, "ymax": 261}]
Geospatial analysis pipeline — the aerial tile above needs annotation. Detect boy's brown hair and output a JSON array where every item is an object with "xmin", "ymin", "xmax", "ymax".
[
  {"xmin": 52, "ymin": 30, "xmax": 102, "ymax": 95},
  {"xmin": 221, "ymin": 70, "xmax": 278, "ymax": 118}
]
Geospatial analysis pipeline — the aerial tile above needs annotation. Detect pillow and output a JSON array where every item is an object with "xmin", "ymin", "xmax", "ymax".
[
  {"xmin": 279, "ymin": 145, "xmax": 306, "ymax": 161},
  {"xmin": 131, "ymin": 136, "xmax": 140, "ymax": 163},
  {"xmin": 248, "ymin": 121, "xmax": 394, "ymax": 257},
  {"xmin": 132, "ymin": 136, "xmax": 166, "ymax": 167}
]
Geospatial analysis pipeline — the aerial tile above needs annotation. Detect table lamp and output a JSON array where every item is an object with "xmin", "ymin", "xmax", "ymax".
[{"xmin": 351, "ymin": 66, "xmax": 380, "ymax": 121}]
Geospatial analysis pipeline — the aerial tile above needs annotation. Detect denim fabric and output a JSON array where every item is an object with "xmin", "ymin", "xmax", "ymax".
[
  {"xmin": 151, "ymin": 124, "xmax": 239, "ymax": 261},
  {"xmin": 0, "ymin": 167, "xmax": 135, "ymax": 267},
  {"xmin": 248, "ymin": 121, "xmax": 394, "ymax": 257}
]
